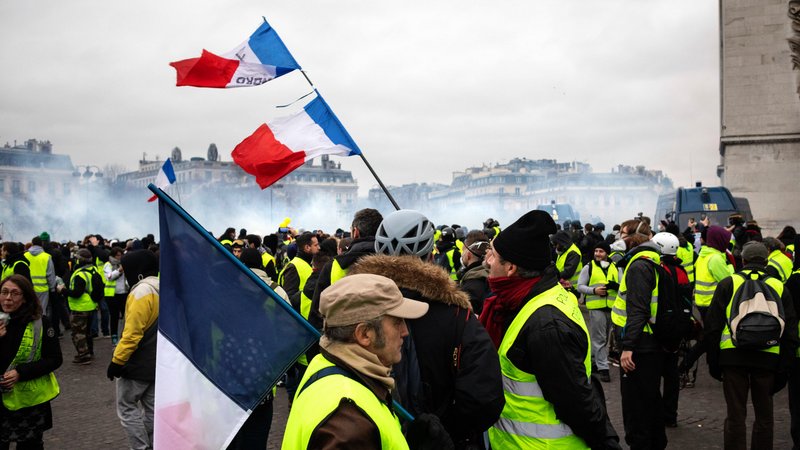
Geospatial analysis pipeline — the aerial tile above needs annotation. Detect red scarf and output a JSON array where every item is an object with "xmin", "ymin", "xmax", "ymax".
[{"xmin": 479, "ymin": 276, "xmax": 542, "ymax": 348}]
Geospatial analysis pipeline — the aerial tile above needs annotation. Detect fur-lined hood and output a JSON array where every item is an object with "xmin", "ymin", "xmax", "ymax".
[{"xmin": 349, "ymin": 254, "xmax": 472, "ymax": 310}]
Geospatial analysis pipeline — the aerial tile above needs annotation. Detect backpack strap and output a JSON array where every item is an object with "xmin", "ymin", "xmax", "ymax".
[{"xmin": 297, "ymin": 365, "xmax": 362, "ymax": 398}]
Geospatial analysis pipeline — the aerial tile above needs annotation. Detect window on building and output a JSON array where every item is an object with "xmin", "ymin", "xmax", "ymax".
[
  {"xmin": 28, "ymin": 180, "xmax": 36, "ymax": 193},
  {"xmin": 11, "ymin": 180, "xmax": 20, "ymax": 194},
  {"xmin": 64, "ymin": 183, "xmax": 70, "ymax": 195},
  {"xmin": 0, "ymin": 179, "xmax": 4, "ymax": 193},
  {"xmin": 48, "ymin": 182, "xmax": 55, "ymax": 195}
]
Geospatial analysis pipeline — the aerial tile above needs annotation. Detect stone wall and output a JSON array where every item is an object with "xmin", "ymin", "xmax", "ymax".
[{"xmin": 720, "ymin": 0, "xmax": 800, "ymax": 235}]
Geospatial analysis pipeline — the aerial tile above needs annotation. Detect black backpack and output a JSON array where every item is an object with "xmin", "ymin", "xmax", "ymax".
[
  {"xmin": 652, "ymin": 261, "xmax": 694, "ymax": 352},
  {"xmin": 728, "ymin": 271, "xmax": 785, "ymax": 349},
  {"xmin": 79, "ymin": 266, "xmax": 105, "ymax": 303}
]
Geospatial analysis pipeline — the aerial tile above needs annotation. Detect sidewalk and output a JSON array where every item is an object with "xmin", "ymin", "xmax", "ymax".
[{"xmin": 45, "ymin": 337, "xmax": 791, "ymax": 449}]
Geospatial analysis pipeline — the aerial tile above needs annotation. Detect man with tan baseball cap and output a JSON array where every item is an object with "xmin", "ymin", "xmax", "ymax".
[{"xmin": 282, "ymin": 274, "xmax": 428, "ymax": 449}]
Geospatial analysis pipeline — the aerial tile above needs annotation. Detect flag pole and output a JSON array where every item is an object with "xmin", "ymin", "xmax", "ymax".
[{"xmin": 303, "ymin": 86, "xmax": 401, "ymax": 210}]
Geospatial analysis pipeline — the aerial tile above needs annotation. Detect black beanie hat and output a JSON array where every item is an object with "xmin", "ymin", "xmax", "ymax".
[
  {"xmin": 594, "ymin": 241, "xmax": 611, "ymax": 255},
  {"xmin": 492, "ymin": 210, "xmax": 557, "ymax": 270}
]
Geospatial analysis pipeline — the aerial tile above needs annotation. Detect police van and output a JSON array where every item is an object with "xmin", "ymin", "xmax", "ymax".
[
  {"xmin": 537, "ymin": 201, "xmax": 580, "ymax": 228},
  {"xmin": 654, "ymin": 183, "xmax": 751, "ymax": 227}
]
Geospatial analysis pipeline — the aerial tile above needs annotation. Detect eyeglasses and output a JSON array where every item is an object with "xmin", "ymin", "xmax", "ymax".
[{"xmin": 0, "ymin": 289, "xmax": 23, "ymax": 299}]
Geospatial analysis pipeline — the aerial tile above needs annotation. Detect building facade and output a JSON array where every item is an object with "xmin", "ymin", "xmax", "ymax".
[{"xmin": 718, "ymin": 0, "xmax": 800, "ymax": 234}]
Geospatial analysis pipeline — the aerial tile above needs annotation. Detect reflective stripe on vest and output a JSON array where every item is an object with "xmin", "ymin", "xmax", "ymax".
[
  {"xmin": 768, "ymin": 250, "xmax": 793, "ymax": 284},
  {"xmin": 330, "ymin": 259, "xmax": 348, "ymax": 285},
  {"xmin": 489, "ymin": 284, "xmax": 591, "ymax": 449},
  {"xmin": 677, "ymin": 243, "xmax": 695, "ymax": 283},
  {"xmin": 720, "ymin": 270, "xmax": 782, "ymax": 355},
  {"xmin": 23, "ymin": 251, "xmax": 50, "ymax": 293},
  {"xmin": 68, "ymin": 268, "xmax": 96, "ymax": 312},
  {"xmin": 2, "ymin": 319, "xmax": 60, "ymax": 410},
  {"xmin": 281, "ymin": 354, "xmax": 408, "ymax": 450},
  {"xmin": 611, "ymin": 250, "xmax": 660, "ymax": 330},
  {"xmin": 555, "ymin": 244, "xmax": 583, "ymax": 284},
  {"xmin": 585, "ymin": 260, "xmax": 618, "ymax": 310},
  {"xmin": 694, "ymin": 249, "xmax": 725, "ymax": 308}
]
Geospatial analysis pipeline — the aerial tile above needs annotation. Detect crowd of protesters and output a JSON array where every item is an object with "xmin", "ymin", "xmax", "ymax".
[{"xmin": 2, "ymin": 209, "xmax": 800, "ymax": 449}]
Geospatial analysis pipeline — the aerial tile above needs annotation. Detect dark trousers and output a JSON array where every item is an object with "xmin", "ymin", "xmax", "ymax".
[
  {"xmin": 91, "ymin": 298, "xmax": 110, "ymax": 336},
  {"xmin": 108, "ymin": 293, "xmax": 127, "ymax": 336},
  {"xmin": 662, "ymin": 352, "xmax": 680, "ymax": 424},
  {"xmin": 49, "ymin": 290, "xmax": 71, "ymax": 335},
  {"xmin": 0, "ymin": 436, "xmax": 44, "ymax": 450},
  {"xmin": 722, "ymin": 366, "xmax": 775, "ymax": 450},
  {"xmin": 285, "ymin": 362, "xmax": 307, "ymax": 404},
  {"xmin": 621, "ymin": 351, "xmax": 668, "ymax": 450},
  {"xmin": 789, "ymin": 358, "xmax": 800, "ymax": 450},
  {"xmin": 226, "ymin": 398, "xmax": 273, "ymax": 450}
]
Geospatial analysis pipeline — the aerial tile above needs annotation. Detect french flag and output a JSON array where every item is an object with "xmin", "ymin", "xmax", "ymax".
[
  {"xmin": 169, "ymin": 20, "xmax": 300, "ymax": 88},
  {"xmin": 154, "ymin": 189, "xmax": 317, "ymax": 449},
  {"xmin": 147, "ymin": 158, "xmax": 176, "ymax": 202},
  {"xmin": 231, "ymin": 94, "xmax": 362, "ymax": 188}
]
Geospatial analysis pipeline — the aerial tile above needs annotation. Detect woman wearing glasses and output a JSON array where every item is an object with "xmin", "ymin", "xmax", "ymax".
[{"xmin": 0, "ymin": 274, "xmax": 62, "ymax": 450}]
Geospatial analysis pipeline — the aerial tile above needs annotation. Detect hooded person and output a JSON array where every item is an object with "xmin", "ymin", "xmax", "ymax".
[
  {"xmin": 480, "ymin": 210, "xmax": 621, "ymax": 449},
  {"xmin": 551, "ymin": 230, "xmax": 583, "ymax": 289},
  {"xmin": 349, "ymin": 209, "xmax": 504, "ymax": 448},
  {"xmin": 107, "ymin": 249, "xmax": 159, "ymax": 450}
]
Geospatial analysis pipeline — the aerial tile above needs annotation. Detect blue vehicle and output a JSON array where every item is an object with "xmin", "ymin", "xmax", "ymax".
[
  {"xmin": 655, "ymin": 183, "xmax": 751, "ymax": 228},
  {"xmin": 537, "ymin": 201, "xmax": 580, "ymax": 228}
]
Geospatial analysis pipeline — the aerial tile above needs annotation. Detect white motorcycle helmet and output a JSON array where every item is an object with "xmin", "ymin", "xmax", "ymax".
[{"xmin": 652, "ymin": 232, "xmax": 680, "ymax": 256}]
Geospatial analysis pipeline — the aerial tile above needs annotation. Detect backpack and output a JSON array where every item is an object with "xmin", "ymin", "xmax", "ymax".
[
  {"xmin": 728, "ymin": 271, "xmax": 785, "ymax": 350},
  {"xmin": 80, "ymin": 266, "xmax": 105, "ymax": 304},
  {"xmin": 652, "ymin": 262, "xmax": 694, "ymax": 352}
]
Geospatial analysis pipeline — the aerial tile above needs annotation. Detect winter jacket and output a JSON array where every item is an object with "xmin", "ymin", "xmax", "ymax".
[
  {"xmin": 459, "ymin": 261, "xmax": 489, "ymax": 314},
  {"xmin": 504, "ymin": 270, "xmax": 621, "ymax": 449},
  {"xmin": 350, "ymin": 254, "xmax": 504, "ymax": 445},
  {"xmin": 620, "ymin": 242, "xmax": 663, "ymax": 353},
  {"xmin": 112, "ymin": 277, "xmax": 159, "ymax": 381}
]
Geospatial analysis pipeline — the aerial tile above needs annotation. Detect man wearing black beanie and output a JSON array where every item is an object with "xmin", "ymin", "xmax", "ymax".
[{"xmin": 480, "ymin": 210, "xmax": 621, "ymax": 449}]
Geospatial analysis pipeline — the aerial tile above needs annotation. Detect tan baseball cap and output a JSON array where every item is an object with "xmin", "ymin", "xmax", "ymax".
[{"xmin": 320, "ymin": 274, "xmax": 429, "ymax": 327}]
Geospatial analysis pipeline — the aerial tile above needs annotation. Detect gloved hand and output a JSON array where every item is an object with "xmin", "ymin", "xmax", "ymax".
[
  {"xmin": 771, "ymin": 371, "xmax": 788, "ymax": 395},
  {"xmin": 606, "ymin": 281, "xmax": 620, "ymax": 291},
  {"xmin": 107, "ymin": 362, "xmax": 124, "ymax": 381},
  {"xmin": 405, "ymin": 413, "xmax": 454, "ymax": 450}
]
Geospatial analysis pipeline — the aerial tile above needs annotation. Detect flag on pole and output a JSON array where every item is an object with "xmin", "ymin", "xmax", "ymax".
[
  {"xmin": 231, "ymin": 94, "xmax": 362, "ymax": 188},
  {"xmin": 147, "ymin": 158, "xmax": 176, "ymax": 202},
  {"xmin": 153, "ymin": 190, "xmax": 318, "ymax": 449},
  {"xmin": 170, "ymin": 20, "xmax": 301, "ymax": 88}
]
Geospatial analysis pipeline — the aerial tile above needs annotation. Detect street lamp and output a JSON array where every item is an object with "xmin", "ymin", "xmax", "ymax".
[{"xmin": 73, "ymin": 165, "xmax": 104, "ymax": 232}]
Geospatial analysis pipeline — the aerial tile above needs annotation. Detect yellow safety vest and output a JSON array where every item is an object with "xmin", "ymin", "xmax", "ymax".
[
  {"xmin": 585, "ymin": 260, "xmax": 618, "ymax": 310},
  {"xmin": 282, "ymin": 354, "xmax": 408, "ymax": 450},
  {"xmin": 445, "ymin": 248, "xmax": 458, "ymax": 281},
  {"xmin": 103, "ymin": 262, "xmax": 117, "ymax": 297},
  {"xmin": 694, "ymin": 249, "xmax": 726, "ymax": 308},
  {"xmin": 768, "ymin": 250, "xmax": 793, "ymax": 284},
  {"xmin": 1, "ymin": 260, "xmax": 29, "ymax": 280},
  {"xmin": 261, "ymin": 252, "xmax": 276, "ymax": 272},
  {"xmin": 330, "ymin": 259, "xmax": 348, "ymax": 285},
  {"xmin": 676, "ymin": 243, "xmax": 695, "ymax": 283},
  {"xmin": 23, "ymin": 251, "xmax": 50, "ymax": 293},
  {"xmin": 489, "ymin": 284, "xmax": 591, "ymax": 449},
  {"xmin": 611, "ymin": 250, "xmax": 660, "ymax": 329},
  {"xmin": 787, "ymin": 244, "xmax": 795, "ymax": 261},
  {"xmin": 278, "ymin": 257, "xmax": 313, "ymax": 366},
  {"xmin": 720, "ymin": 270, "xmax": 783, "ymax": 355},
  {"xmin": 555, "ymin": 244, "xmax": 583, "ymax": 285},
  {"xmin": 68, "ymin": 268, "xmax": 96, "ymax": 312},
  {"xmin": 2, "ymin": 319, "xmax": 60, "ymax": 411}
]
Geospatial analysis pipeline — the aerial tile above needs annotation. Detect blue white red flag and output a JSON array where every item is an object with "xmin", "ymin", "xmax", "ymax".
[
  {"xmin": 231, "ymin": 93, "xmax": 362, "ymax": 188},
  {"xmin": 170, "ymin": 20, "xmax": 300, "ymax": 88},
  {"xmin": 153, "ymin": 191, "xmax": 317, "ymax": 449},
  {"xmin": 147, "ymin": 158, "xmax": 176, "ymax": 202}
]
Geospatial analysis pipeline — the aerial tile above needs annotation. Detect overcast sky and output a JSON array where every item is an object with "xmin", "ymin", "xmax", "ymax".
[{"xmin": 1, "ymin": 1, "xmax": 720, "ymax": 197}]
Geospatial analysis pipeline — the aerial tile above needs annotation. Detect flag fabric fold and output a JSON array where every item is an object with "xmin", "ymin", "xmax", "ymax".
[
  {"xmin": 153, "ymin": 194, "xmax": 318, "ymax": 449},
  {"xmin": 231, "ymin": 94, "xmax": 362, "ymax": 188},
  {"xmin": 147, "ymin": 158, "xmax": 176, "ymax": 202},
  {"xmin": 170, "ymin": 20, "xmax": 300, "ymax": 88}
]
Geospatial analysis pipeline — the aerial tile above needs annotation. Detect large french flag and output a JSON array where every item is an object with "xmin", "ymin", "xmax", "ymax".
[
  {"xmin": 169, "ymin": 20, "xmax": 300, "ymax": 88},
  {"xmin": 153, "ymin": 189, "xmax": 318, "ymax": 449},
  {"xmin": 231, "ymin": 94, "xmax": 362, "ymax": 188}
]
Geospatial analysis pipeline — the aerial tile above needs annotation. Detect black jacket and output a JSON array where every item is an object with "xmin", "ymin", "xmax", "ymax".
[
  {"xmin": 350, "ymin": 254, "xmax": 504, "ymax": 445},
  {"xmin": 459, "ymin": 261, "xmax": 489, "ymax": 314},
  {"xmin": 506, "ymin": 270, "xmax": 621, "ymax": 450},
  {"xmin": 278, "ymin": 251, "xmax": 313, "ymax": 312},
  {"xmin": 308, "ymin": 237, "xmax": 376, "ymax": 329},
  {"xmin": 620, "ymin": 242, "xmax": 662, "ymax": 353},
  {"xmin": 705, "ymin": 265, "xmax": 798, "ymax": 375}
]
